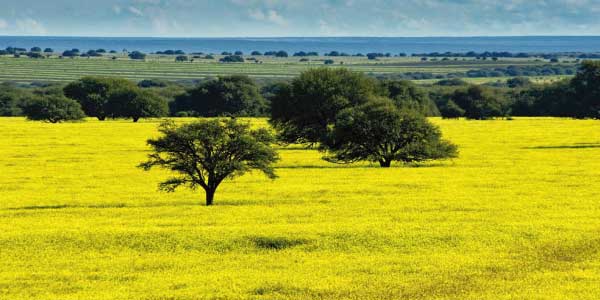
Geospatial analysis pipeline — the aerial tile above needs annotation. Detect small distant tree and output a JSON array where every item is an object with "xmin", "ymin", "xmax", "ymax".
[
  {"xmin": 275, "ymin": 51, "xmax": 288, "ymax": 58},
  {"xmin": 23, "ymin": 94, "xmax": 85, "ymax": 123},
  {"xmin": 139, "ymin": 119, "xmax": 279, "ymax": 206},
  {"xmin": 129, "ymin": 51, "xmax": 146, "ymax": 60},
  {"xmin": 324, "ymin": 59, "xmax": 334, "ymax": 65},
  {"xmin": 175, "ymin": 55, "xmax": 188, "ymax": 62},
  {"xmin": 251, "ymin": 51, "xmax": 263, "ymax": 56},
  {"xmin": 323, "ymin": 98, "xmax": 458, "ymax": 167},
  {"xmin": 43, "ymin": 48, "xmax": 53, "ymax": 53},
  {"xmin": 30, "ymin": 47, "xmax": 42, "ymax": 52},
  {"xmin": 220, "ymin": 55, "xmax": 244, "ymax": 63}
]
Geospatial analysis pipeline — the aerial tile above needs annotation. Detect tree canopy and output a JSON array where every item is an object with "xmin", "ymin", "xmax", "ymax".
[
  {"xmin": 270, "ymin": 68, "xmax": 378, "ymax": 145},
  {"xmin": 171, "ymin": 75, "xmax": 267, "ymax": 117},
  {"xmin": 323, "ymin": 98, "xmax": 457, "ymax": 167},
  {"xmin": 23, "ymin": 93, "xmax": 85, "ymax": 123},
  {"xmin": 139, "ymin": 119, "xmax": 279, "ymax": 205}
]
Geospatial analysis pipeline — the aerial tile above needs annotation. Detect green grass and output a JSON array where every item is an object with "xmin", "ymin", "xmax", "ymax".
[
  {"xmin": 1, "ymin": 117, "xmax": 600, "ymax": 299},
  {"xmin": 0, "ymin": 55, "xmax": 565, "ymax": 83}
]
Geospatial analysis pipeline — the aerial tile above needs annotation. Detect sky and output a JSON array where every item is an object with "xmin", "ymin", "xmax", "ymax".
[{"xmin": 0, "ymin": 0, "xmax": 599, "ymax": 37}]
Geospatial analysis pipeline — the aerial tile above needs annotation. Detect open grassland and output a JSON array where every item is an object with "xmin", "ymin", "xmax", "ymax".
[
  {"xmin": 1, "ymin": 117, "xmax": 600, "ymax": 299},
  {"xmin": 0, "ymin": 56, "xmax": 561, "ymax": 83}
]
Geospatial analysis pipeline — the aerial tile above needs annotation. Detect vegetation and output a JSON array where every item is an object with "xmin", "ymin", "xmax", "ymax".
[
  {"xmin": 323, "ymin": 98, "xmax": 457, "ymax": 167},
  {"xmin": 22, "ymin": 93, "xmax": 85, "ymax": 123},
  {"xmin": 139, "ymin": 119, "xmax": 279, "ymax": 205},
  {"xmin": 2, "ymin": 117, "xmax": 600, "ymax": 299},
  {"xmin": 171, "ymin": 75, "xmax": 267, "ymax": 117}
]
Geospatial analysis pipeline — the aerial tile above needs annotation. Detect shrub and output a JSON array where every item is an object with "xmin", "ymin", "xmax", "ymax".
[{"xmin": 23, "ymin": 95, "xmax": 85, "ymax": 123}]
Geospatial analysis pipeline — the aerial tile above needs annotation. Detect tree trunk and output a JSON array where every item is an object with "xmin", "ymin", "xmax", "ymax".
[
  {"xmin": 205, "ymin": 189, "xmax": 215, "ymax": 206},
  {"xmin": 133, "ymin": 117, "xmax": 140, "ymax": 123},
  {"xmin": 379, "ymin": 159, "xmax": 392, "ymax": 168},
  {"xmin": 98, "ymin": 116, "xmax": 106, "ymax": 121}
]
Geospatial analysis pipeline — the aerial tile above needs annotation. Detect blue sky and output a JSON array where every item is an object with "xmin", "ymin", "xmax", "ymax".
[{"xmin": 0, "ymin": 0, "xmax": 599, "ymax": 37}]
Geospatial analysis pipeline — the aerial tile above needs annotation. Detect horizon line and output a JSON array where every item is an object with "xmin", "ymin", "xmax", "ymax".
[{"xmin": 2, "ymin": 34, "xmax": 600, "ymax": 39}]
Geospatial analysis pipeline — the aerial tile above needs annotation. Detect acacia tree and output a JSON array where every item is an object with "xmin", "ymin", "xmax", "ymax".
[
  {"xmin": 106, "ymin": 88, "xmax": 168, "ymax": 122},
  {"xmin": 139, "ymin": 119, "xmax": 279, "ymax": 206},
  {"xmin": 323, "ymin": 98, "xmax": 458, "ymax": 167}
]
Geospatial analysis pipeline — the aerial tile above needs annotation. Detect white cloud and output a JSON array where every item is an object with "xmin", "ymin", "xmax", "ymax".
[
  {"xmin": 248, "ymin": 9, "xmax": 287, "ymax": 26},
  {"xmin": 128, "ymin": 6, "xmax": 144, "ymax": 17},
  {"xmin": 0, "ymin": 18, "xmax": 8, "ymax": 30},
  {"xmin": 16, "ymin": 18, "xmax": 47, "ymax": 35},
  {"xmin": 113, "ymin": 5, "xmax": 122, "ymax": 15}
]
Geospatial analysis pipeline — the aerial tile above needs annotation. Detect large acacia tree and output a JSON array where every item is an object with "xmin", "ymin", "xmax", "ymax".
[
  {"xmin": 139, "ymin": 119, "xmax": 279, "ymax": 205},
  {"xmin": 323, "ymin": 98, "xmax": 458, "ymax": 167}
]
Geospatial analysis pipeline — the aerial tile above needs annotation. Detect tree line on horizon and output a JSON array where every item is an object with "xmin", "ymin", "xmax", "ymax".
[{"xmin": 1, "ymin": 60, "xmax": 599, "ymax": 123}]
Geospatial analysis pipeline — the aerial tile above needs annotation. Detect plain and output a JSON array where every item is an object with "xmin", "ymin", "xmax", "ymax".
[{"xmin": 1, "ymin": 117, "xmax": 600, "ymax": 299}]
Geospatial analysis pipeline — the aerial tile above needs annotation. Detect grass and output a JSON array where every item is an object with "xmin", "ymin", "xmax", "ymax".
[
  {"xmin": 0, "ymin": 55, "xmax": 566, "ymax": 83},
  {"xmin": 1, "ymin": 117, "xmax": 600, "ymax": 299}
]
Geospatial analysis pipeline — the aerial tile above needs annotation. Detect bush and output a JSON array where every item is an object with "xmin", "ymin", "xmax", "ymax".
[
  {"xmin": 220, "ymin": 55, "xmax": 244, "ymax": 63},
  {"xmin": 128, "ymin": 51, "xmax": 146, "ymax": 60},
  {"xmin": 175, "ymin": 55, "xmax": 188, "ymax": 62},
  {"xmin": 23, "ymin": 95, "xmax": 85, "ymax": 123}
]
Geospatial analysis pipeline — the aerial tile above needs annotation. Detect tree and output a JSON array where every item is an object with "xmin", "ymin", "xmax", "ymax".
[
  {"xmin": 139, "ymin": 119, "xmax": 279, "ymax": 205},
  {"xmin": 450, "ymin": 85, "xmax": 507, "ymax": 119},
  {"xmin": 570, "ymin": 60, "xmax": 600, "ymax": 118},
  {"xmin": 43, "ymin": 48, "xmax": 53, "ymax": 53},
  {"xmin": 64, "ymin": 77, "xmax": 137, "ymax": 120},
  {"xmin": 171, "ymin": 75, "xmax": 266, "ymax": 117},
  {"xmin": 22, "ymin": 94, "xmax": 85, "ymax": 123},
  {"xmin": 219, "ymin": 55, "xmax": 244, "ymax": 63},
  {"xmin": 0, "ymin": 83, "xmax": 27, "ymax": 116},
  {"xmin": 323, "ymin": 98, "xmax": 458, "ymax": 167},
  {"xmin": 129, "ymin": 51, "xmax": 146, "ymax": 60},
  {"xmin": 175, "ymin": 55, "xmax": 188, "ymax": 62},
  {"xmin": 270, "ymin": 68, "xmax": 378, "ymax": 145},
  {"xmin": 379, "ymin": 80, "xmax": 440, "ymax": 116},
  {"xmin": 30, "ymin": 47, "xmax": 42, "ymax": 52},
  {"xmin": 440, "ymin": 100, "xmax": 465, "ymax": 119},
  {"xmin": 106, "ymin": 88, "xmax": 168, "ymax": 122},
  {"xmin": 275, "ymin": 51, "xmax": 288, "ymax": 58},
  {"xmin": 324, "ymin": 59, "xmax": 334, "ymax": 65}
]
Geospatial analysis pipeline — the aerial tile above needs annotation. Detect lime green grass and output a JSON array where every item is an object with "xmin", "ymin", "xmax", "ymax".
[
  {"xmin": 1, "ymin": 118, "xmax": 600, "ymax": 299},
  {"xmin": 0, "ymin": 56, "xmax": 564, "ymax": 83}
]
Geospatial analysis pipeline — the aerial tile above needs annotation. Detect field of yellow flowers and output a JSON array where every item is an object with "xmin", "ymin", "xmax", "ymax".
[{"xmin": 1, "ymin": 117, "xmax": 600, "ymax": 299}]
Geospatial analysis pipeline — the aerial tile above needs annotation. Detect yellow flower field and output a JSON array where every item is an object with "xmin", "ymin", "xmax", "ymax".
[{"xmin": 1, "ymin": 117, "xmax": 599, "ymax": 299}]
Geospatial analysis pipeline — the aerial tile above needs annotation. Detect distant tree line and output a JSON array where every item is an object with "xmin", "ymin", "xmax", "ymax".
[{"xmin": 1, "ymin": 61, "xmax": 599, "ymax": 123}]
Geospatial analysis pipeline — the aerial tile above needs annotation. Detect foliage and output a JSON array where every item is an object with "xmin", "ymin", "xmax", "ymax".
[
  {"xmin": 379, "ymin": 80, "xmax": 440, "ymax": 116},
  {"xmin": 450, "ymin": 85, "xmax": 508, "ymax": 119},
  {"xmin": 440, "ymin": 100, "xmax": 466, "ymax": 119},
  {"xmin": 270, "ymin": 68, "xmax": 377, "ymax": 145},
  {"xmin": 64, "ymin": 76, "xmax": 137, "ymax": 120},
  {"xmin": 106, "ymin": 87, "xmax": 169, "ymax": 122},
  {"xmin": 139, "ymin": 119, "xmax": 279, "ymax": 205},
  {"xmin": 128, "ymin": 51, "xmax": 147, "ymax": 60},
  {"xmin": 171, "ymin": 75, "xmax": 267, "ymax": 117},
  {"xmin": 22, "ymin": 94, "xmax": 85, "ymax": 123},
  {"xmin": 323, "ymin": 98, "xmax": 457, "ymax": 167},
  {"xmin": 220, "ymin": 55, "xmax": 244, "ymax": 63},
  {"xmin": 0, "ymin": 83, "xmax": 28, "ymax": 116},
  {"xmin": 570, "ymin": 60, "xmax": 600, "ymax": 118}
]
